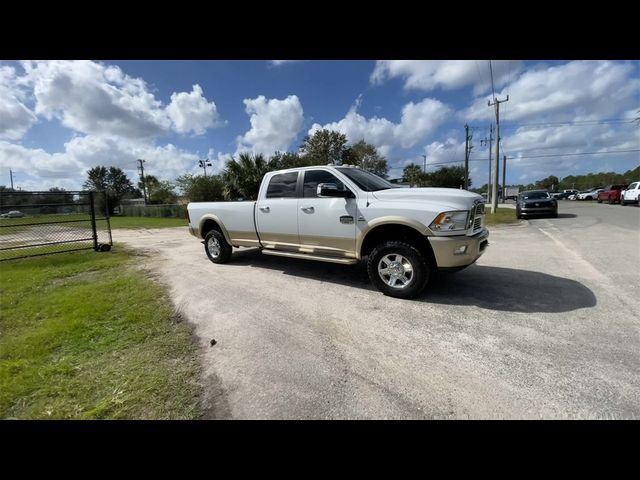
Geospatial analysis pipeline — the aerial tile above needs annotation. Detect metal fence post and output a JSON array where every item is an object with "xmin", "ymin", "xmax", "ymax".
[
  {"xmin": 103, "ymin": 192, "xmax": 112, "ymax": 246},
  {"xmin": 89, "ymin": 191, "xmax": 99, "ymax": 251}
]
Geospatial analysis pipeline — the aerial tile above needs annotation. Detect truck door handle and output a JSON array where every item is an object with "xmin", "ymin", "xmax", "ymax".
[
  {"xmin": 258, "ymin": 206, "xmax": 270, "ymax": 212},
  {"xmin": 300, "ymin": 206, "xmax": 314, "ymax": 213}
]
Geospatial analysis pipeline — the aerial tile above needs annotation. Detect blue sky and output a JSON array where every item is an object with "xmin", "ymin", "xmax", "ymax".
[{"xmin": 1, "ymin": 60, "xmax": 638, "ymax": 191}]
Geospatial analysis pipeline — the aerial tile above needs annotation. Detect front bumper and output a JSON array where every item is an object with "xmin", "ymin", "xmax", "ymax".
[
  {"xmin": 519, "ymin": 206, "xmax": 557, "ymax": 216},
  {"xmin": 428, "ymin": 228, "xmax": 489, "ymax": 269}
]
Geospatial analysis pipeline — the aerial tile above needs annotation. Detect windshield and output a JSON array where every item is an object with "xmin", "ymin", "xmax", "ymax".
[
  {"xmin": 336, "ymin": 167, "xmax": 395, "ymax": 192},
  {"xmin": 521, "ymin": 191, "xmax": 550, "ymax": 200}
]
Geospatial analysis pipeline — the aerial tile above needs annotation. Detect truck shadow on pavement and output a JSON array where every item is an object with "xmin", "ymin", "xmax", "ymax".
[{"xmin": 228, "ymin": 248, "xmax": 596, "ymax": 313}]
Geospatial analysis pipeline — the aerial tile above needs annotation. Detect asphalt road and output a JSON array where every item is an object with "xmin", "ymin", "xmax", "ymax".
[{"xmin": 115, "ymin": 201, "xmax": 640, "ymax": 419}]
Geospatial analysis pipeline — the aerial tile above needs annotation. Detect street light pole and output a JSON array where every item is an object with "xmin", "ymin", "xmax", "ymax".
[{"xmin": 199, "ymin": 159, "xmax": 212, "ymax": 177}]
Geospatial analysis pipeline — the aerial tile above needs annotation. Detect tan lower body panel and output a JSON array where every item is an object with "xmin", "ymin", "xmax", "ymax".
[
  {"xmin": 262, "ymin": 249, "xmax": 358, "ymax": 265},
  {"xmin": 228, "ymin": 230, "xmax": 260, "ymax": 247},
  {"xmin": 259, "ymin": 232, "xmax": 356, "ymax": 258},
  {"xmin": 429, "ymin": 228, "xmax": 489, "ymax": 268}
]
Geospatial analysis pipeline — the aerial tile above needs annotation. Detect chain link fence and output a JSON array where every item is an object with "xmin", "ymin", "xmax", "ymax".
[
  {"xmin": 0, "ymin": 191, "xmax": 112, "ymax": 261},
  {"xmin": 120, "ymin": 204, "xmax": 186, "ymax": 218}
]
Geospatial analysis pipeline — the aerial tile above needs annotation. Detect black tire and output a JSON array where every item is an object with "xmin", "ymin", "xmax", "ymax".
[
  {"xmin": 608, "ymin": 196, "xmax": 614, "ymax": 205},
  {"xmin": 367, "ymin": 240, "xmax": 430, "ymax": 299},
  {"xmin": 621, "ymin": 198, "xmax": 627, "ymax": 206},
  {"xmin": 204, "ymin": 229, "xmax": 232, "ymax": 264}
]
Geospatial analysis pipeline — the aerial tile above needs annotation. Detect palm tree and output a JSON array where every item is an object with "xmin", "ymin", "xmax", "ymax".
[
  {"xmin": 221, "ymin": 153, "xmax": 270, "ymax": 200},
  {"xmin": 403, "ymin": 163, "xmax": 423, "ymax": 187}
]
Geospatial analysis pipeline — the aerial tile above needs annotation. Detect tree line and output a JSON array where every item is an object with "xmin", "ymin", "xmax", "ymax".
[
  {"xmin": 469, "ymin": 166, "xmax": 640, "ymax": 194},
  {"xmin": 84, "ymin": 129, "xmax": 391, "ymax": 210},
  {"xmin": 401, "ymin": 164, "xmax": 470, "ymax": 189}
]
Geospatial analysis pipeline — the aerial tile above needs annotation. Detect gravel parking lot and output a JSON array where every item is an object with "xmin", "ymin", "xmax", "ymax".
[{"xmin": 115, "ymin": 201, "xmax": 640, "ymax": 419}]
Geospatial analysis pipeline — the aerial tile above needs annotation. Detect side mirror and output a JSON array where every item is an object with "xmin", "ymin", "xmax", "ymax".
[{"xmin": 317, "ymin": 183, "xmax": 354, "ymax": 198}]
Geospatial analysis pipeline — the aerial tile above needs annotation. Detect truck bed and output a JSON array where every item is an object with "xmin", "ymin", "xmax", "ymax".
[{"xmin": 188, "ymin": 201, "xmax": 258, "ymax": 245}]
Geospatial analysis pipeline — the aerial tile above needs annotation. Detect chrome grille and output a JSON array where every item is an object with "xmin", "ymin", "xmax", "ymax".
[{"xmin": 473, "ymin": 202, "xmax": 484, "ymax": 231}]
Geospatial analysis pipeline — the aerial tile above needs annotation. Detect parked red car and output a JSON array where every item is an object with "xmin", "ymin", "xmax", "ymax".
[{"xmin": 597, "ymin": 185, "xmax": 627, "ymax": 204}]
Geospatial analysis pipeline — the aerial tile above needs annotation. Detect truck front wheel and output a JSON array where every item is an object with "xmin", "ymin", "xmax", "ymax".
[
  {"xmin": 367, "ymin": 241, "xmax": 430, "ymax": 299},
  {"xmin": 204, "ymin": 230, "xmax": 232, "ymax": 264}
]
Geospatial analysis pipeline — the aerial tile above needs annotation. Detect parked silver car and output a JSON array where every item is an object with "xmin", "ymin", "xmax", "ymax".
[{"xmin": 0, "ymin": 210, "xmax": 25, "ymax": 218}]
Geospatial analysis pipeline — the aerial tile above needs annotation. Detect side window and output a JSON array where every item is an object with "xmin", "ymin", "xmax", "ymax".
[
  {"xmin": 266, "ymin": 172, "xmax": 299, "ymax": 199},
  {"xmin": 630, "ymin": 183, "xmax": 638, "ymax": 190},
  {"xmin": 303, "ymin": 170, "xmax": 346, "ymax": 198}
]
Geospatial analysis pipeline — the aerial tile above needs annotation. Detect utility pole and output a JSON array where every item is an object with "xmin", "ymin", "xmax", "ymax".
[
  {"xmin": 488, "ymin": 95, "xmax": 509, "ymax": 213},
  {"xmin": 502, "ymin": 155, "xmax": 507, "ymax": 203},
  {"xmin": 464, "ymin": 124, "xmax": 469, "ymax": 189},
  {"xmin": 487, "ymin": 125, "xmax": 493, "ymax": 203},
  {"xmin": 480, "ymin": 125, "xmax": 493, "ymax": 203},
  {"xmin": 422, "ymin": 155, "xmax": 426, "ymax": 174},
  {"xmin": 9, "ymin": 169, "xmax": 14, "ymax": 190},
  {"xmin": 137, "ymin": 159, "xmax": 147, "ymax": 205}
]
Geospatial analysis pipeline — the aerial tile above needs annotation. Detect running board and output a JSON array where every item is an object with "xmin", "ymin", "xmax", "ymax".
[{"xmin": 261, "ymin": 249, "xmax": 358, "ymax": 265}]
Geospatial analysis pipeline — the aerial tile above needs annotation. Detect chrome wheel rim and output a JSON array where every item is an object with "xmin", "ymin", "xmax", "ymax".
[
  {"xmin": 378, "ymin": 254, "xmax": 414, "ymax": 289},
  {"xmin": 207, "ymin": 236, "xmax": 221, "ymax": 258}
]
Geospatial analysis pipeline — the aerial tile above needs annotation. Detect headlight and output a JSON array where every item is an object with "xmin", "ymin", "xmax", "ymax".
[{"xmin": 429, "ymin": 211, "xmax": 469, "ymax": 232}]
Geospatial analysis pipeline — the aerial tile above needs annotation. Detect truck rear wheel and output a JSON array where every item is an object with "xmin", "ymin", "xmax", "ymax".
[
  {"xmin": 367, "ymin": 240, "xmax": 430, "ymax": 299},
  {"xmin": 204, "ymin": 230, "xmax": 232, "ymax": 264}
]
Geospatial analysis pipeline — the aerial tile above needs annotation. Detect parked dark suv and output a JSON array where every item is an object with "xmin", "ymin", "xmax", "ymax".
[{"xmin": 516, "ymin": 190, "xmax": 558, "ymax": 219}]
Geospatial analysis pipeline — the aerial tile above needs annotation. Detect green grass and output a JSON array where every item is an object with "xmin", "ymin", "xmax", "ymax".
[
  {"xmin": 108, "ymin": 216, "xmax": 187, "ymax": 229},
  {"xmin": 484, "ymin": 207, "xmax": 519, "ymax": 226},
  {"xmin": 0, "ymin": 248, "xmax": 202, "ymax": 419}
]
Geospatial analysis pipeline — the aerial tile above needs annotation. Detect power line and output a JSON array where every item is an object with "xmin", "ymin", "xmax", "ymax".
[
  {"xmin": 501, "ymin": 118, "xmax": 634, "ymax": 129},
  {"xmin": 424, "ymin": 148, "xmax": 640, "ymax": 167},
  {"xmin": 508, "ymin": 149, "xmax": 640, "ymax": 160}
]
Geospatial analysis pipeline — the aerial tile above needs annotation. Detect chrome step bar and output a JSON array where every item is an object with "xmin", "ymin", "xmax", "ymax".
[{"xmin": 261, "ymin": 249, "xmax": 358, "ymax": 265}]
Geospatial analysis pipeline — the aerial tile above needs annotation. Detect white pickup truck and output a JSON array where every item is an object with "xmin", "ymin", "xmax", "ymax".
[{"xmin": 187, "ymin": 165, "xmax": 489, "ymax": 298}]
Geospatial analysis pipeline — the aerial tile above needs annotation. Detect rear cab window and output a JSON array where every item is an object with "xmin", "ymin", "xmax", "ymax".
[{"xmin": 265, "ymin": 172, "xmax": 299, "ymax": 199}]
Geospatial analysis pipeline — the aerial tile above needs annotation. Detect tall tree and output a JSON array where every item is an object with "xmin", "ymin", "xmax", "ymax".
[
  {"xmin": 403, "ymin": 164, "xmax": 424, "ymax": 187},
  {"xmin": 429, "ymin": 165, "xmax": 469, "ymax": 189},
  {"xmin": 299, "ymin": 129, "xmax": 348, "ymax": 165},
  {"xmin": 344, "ymin": 140, "xmax": 389, "ymax": 178},
  {"xmin": 221, "ymin": 153, "xmax": 270, "ymax": 200},
  {"xmin": 148, "ymin": 181, "xmax": 177, "ymax": 204},
  {"xmin": 268, "ymin": 151, "xmax": 316, "ymax": 170},
  {"xmin": 535, "ymin": 175, "xmax": 560, "ymax": 190},
  {"xmin": 176, "ymin": 174, "xmax": 225, "ymax": 202},
  {"xmin": 138, "ymin": 175, "xmax": 160, "ymax": 198},
  {"xmin": 83, "ymin": 166, "xmax": 136, "ymax": 214}
]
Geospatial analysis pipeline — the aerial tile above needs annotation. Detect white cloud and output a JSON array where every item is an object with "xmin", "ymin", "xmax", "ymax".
[
  {"xmin": 269, "ymin": 60, "xmax": 302, "ymax": 66},
  {"xmin": 0, "ymin": 61, "xmax": 230, "ymax": 190},
  {"xmin": 0, "ymin": 135, "xmax": 204, "ymax": 191},
  {"xmin": 308, "ymin": 97, "xmax": 451, "ymax": 157},
  {"xmin": 462, "ymin": 60, "xmax": 639, "ymax": 122},
  {"xmin": 16, "ymin": 60, "xmax": 222, "ymax": 139},
  {"xmin": 236, "ymin": 95, "xmax": 304, "ymax": 155},
  {"xmin": 0, "ymin": 66, "xmax": 37, "ymax": 140},
  {"xmin": 21, "ymin": 60, "xmax": 171, "ymax": 138},
  {"xmin": 371, "ymin": 60, "xmax": 521, "ymax": 95},
  {"xmin": 166, "ymin": 84, "xmax": 222, "ymax": 135}
]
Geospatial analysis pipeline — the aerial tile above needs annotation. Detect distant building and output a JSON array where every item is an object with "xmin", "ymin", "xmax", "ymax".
[{"xmin": 121, "ymin": 198, "xmax": 146, "ymax": 206}]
